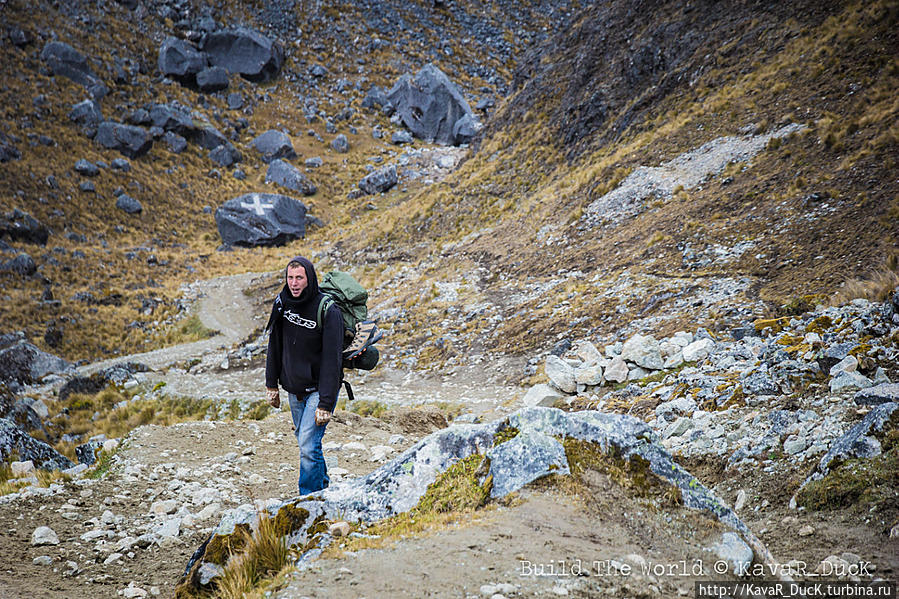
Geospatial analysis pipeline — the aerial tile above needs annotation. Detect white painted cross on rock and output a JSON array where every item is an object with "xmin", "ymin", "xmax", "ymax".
[{"xmin": 241, "ymin": 195, "xmax": 275, "ymax": 216}]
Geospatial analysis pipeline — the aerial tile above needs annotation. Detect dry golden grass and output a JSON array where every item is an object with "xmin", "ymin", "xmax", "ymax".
[{"xmin": 829, "ymin": 253, "xmax": 899, "ymax": 306}]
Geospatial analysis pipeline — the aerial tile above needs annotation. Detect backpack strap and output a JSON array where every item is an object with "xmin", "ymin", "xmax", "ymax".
[{"xmin": 316, "ymin": 296, "xmax": 334, "ymax": 330}]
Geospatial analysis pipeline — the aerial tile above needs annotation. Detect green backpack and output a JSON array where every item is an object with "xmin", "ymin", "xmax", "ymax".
[{"xmin": 316, "ymin": 271, "xmax": 380, "ymax": 373}]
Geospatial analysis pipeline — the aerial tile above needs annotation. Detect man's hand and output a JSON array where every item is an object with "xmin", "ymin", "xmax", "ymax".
[
  {"xmin": 266, "ymin": 388, "xmax": 280, "ymax": 408},
  {"xmin": 315, "ymin": 408, "xmax": 331, "ymax": 426}
]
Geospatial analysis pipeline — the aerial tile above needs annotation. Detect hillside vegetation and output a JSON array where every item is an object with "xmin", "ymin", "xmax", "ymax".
[{"xmin": 0, "ymin": 0, "xmax": 896, "ymax": 379}]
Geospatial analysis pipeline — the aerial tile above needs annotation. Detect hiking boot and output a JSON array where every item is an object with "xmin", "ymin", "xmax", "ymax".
[{"xmin": 343, "ymin": 320, "xmax": 382, "ymax": 360}]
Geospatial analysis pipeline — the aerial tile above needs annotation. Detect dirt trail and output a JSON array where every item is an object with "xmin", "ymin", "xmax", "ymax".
[{"xmin": 78, "ymin": 271, "xmax": 266, "ymax": 375}]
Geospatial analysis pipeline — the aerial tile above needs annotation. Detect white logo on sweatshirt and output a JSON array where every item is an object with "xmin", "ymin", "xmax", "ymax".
[{"xmin": 283, "ymin": 309, "xmax": 317, "ymax": 329}]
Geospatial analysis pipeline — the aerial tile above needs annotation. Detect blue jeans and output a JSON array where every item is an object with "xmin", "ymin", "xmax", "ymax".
[{"xmin": 288, "ymin": 391, "xmax": 329, "ymax": 495}]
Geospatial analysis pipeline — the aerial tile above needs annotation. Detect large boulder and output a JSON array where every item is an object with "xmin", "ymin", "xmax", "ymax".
[
  {"xmin": 215, "ymin": 193, "xmax": 307, "ymax": 247},
  {"xmin": 40, "ymin": 41, "xmax": 107, "ymax": 98},
  {"xmin": 158, "ymin": 37, "xmax": 207, "ymax": 83},
  {"xmin": 249, "ymin": 130, "xmax": 296, "ymax": 163},
  {"xmin": 387, "ymin": 63, "xmax": 476, "ymax": 146},
  {"xmin": 358, "ymin": 164, "xmax": 398, "ymax": 195},
  {"xmin": 0, "ymin": 254, "xmax": 36, "ymax": 276},
  {"xmin": 94, "ymin": 122, "xmax": 153, "ymax": 158},
  {"xmin": 202, "ymin": 28, "xmax": 284, "ymax": 83},
  {"xmin": 0, "ymin": 418, "xmax": 75, "ymax": 470},
  {"xmin": 149, "ymin": 103, "xmax": 195, "ymax": 135},
  {"xmin": 0, "ymin": 340, "xmax": 72, "ymax": 386},
  {"xmin": 265, "ymin": 159, "xmax": 317, "ymax": 196},
  {"xmin": 1, "ymin": 209, "xmax": 49, "ymax": 245}
]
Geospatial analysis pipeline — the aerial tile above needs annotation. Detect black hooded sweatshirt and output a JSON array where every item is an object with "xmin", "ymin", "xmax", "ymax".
[{"xmin": 264, "ymin": 257, "xmax": 344, "ymax": 412}]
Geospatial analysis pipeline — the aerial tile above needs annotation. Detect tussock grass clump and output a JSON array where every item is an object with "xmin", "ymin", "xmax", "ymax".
[
  {"xmin": 796, "ymin": 427, "xmax": 899, "ymax": 516},
  {"xmin": 829, "ymin": 253, "xmax": 899, "ymax": 306},
  {"xmin": 346, "ymin": 399, "xmax": 389, "ymax": 419},
  {"xmin": 336, "ymin": 453, "xmax": 494, "ymax": 554},
  {"xmin": 0, "ymin": 462, "xmax": 72, "ymax": 496},
  {"xmin": 48, "ymin": 386, "xmax": 215, "ymax": 459}
]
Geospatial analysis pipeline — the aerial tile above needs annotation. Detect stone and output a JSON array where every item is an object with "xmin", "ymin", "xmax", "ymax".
[
  {"xmin": 204, "ymin": 27, "xmax": 284, "ymax": 83},
  {"xmin": 854, "ymin": 383, "xmax": 899, "ymax": 406},
  {"xmin": 452, "ymin": 113, "xmax": 480, "ymax": 144},
  {"xmin": 215, "ymin": 193, "xmax": 307, "ymax": 247},
  {"xmin": 330, "ymin": 134, "xmax": 349, "ymax": 153},
  {"xmin": 163, "ymin": 132, "xmax": 188, "ymax": 153},
  {"xmin": 327, "ymin": 521, "xmax": 351, "ymax": 537},
  {"xmin": 620, "ymin": 334, "xmax": 663, "ymax": 370},
  {"xmin": 734, "ymin": 489, "xmax": 747, "ymax": 511},
  {"xmin": 1, "ymin": 209, "xmax": 50, "ymax": 245},
  {"xmin": 741, "ymin": 368, "xmax": 780, "ymax": 396},
  {"xmin": 709, "ymin": 532, "xmax": 753, "ymax": 576},
  {"xmin": 521, "ymin": 384, "xmax": 565, "ymax": 408},
  {"xmin": 829, "ymin": 355, "xmax": 858, "ymax": 376},
  {"xmin": 662, "ymin": 417, "xmax": 694, "ymax": 439},
  {"xmin": 574, "ymin": 363, "xmax": 604, "ymax": 386},
  {"xmin": 574, "ymin": 341, "xmax": 604, "ymax": 366},
  {"xmin": 249, "ymin": 130, "xmax": 296, "ymax": 163},
  {"xmin": 208, "ymin": 143, "xmax": 242, "ymax": 167},
  {"xmin": 158, "ymin": 37, "xmax": 207, "ymax": 83},
  {"xmin": 487, "ymin": 429, "xmax": 569, "ymax": 498},
  {"xmin": 31, "ymin": 526, "xmax": 59, "ymax": 546},
  {"xmin": 0, "ymin": 341, "xmax": 71, "ymax": 387},
  {"xmin": 0, "ymin": 253, "xmax": 36, "ymax": 277},
  {"xmin": 798, "ymin": 525, "xmax": 815, "ymax": 537},
  {"xmin": 663, "ymin": 353, "xmax": 684, "ymax": 369},
  {"xmin": 116, "ymin": 195, "xmax": 143, "ymax": 215},
  {"xmin": 682, "ymin": 338, "xmax": 715, "ymax": 362},
  {"xmin": 818, "ymin": 342, "xmax": 857, "ymax": 372},
  {"xmin": 41, "ymin": 41, "xmax": 105, "ymax": 95},
  {"xmin": 545, "ymin": 355, "xmax": 576, "ymax": 394},
  {"xmin": 68, "ymin": 99, "xmax": 104, "ymax": 135},
  {"xmin": 33, "ymin": 556, "xmax": 53, "ymax": 566},
  {"xmin": 196, "ymin": 66, "xmax": 229, "ymax": 93},
  {"xmin": 386, "ymin": 63, "xmax": 475, "ymax": 145},
  {"xmin": 94, "ymin": 122, "xmax": 152, "ymax": 158},
  {"xmin": 829, "ymin": 371, "xmax": 872, "ymax": 394},
  {"xmin": 11, "ymin": 460, "xmax": 35, "ymax": 477},
  {"xmin": 391, "ymin": 130, "xmax": 413, "ymax": 145},
  {"xmin": 266, "ymin": 159, "xmax": 317, "ymax": 196},
  {"xmin": 358, "ymin": 164, "xmax": 398, "ymax": 195},
  {"xmin": 783, "ymin": 436, "xmax": 807, "ymax": 455},
  {"xmin": 74, "ymin": 159, "xmax": 100, "ymax": 176},
  {"xmin": 604, "ymin": 357, "xmax": 629, "ymax": 383}
]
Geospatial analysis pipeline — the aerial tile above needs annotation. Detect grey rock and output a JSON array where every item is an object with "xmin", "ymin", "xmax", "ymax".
[
  {"xmin": 215, "ymin": 193, "xmax": 307, "ymax": 247},
  {"xmin": 851, "ymin": 435, "xmax": 882, "ymax": 459},
  {"xmin": 249, "ymin": 130, "xmax": 296, "ymax": 163},
  {"xmin": 358, "ymin": 164, "xmax": 398, "ymax": 195},
  {"xmin": 662, "ymin": 417, "xmax": 694, "ymax": 439},
  {"xmin": 41, "ymin": 42, "xmax": 104, "ymax": 95},
  {"xmin": 783, "ymin": 436, "xmax": 807, "ymax": 455},
  {"xmin": 74, "ymin": 159, "xmax": 99, "ymax": 176},
  {"xmin": 208, "ymin": 143, "xmax": 242, "ymax": 167},
  {"xmin": 110, "ymin": 158, "xmax": 131, "ymax": 171},
  {"xmin": 95, "ymin": 122, "xmax": 152, "ymax": 159},
  {"xmin": 741, "ymin": 368, "xmax": 780, "ymax": 396},
  {"xmin": 521, "ymin": 384, "xmax": 565, "ymax": 408},
  {"xmin": 574, "ymin": 363, "xmax": 604, "ymax": 386},
  {"xmin": 196, "ymin": 66, "xmax": 229, "ymax": 93},
  {"xmin": 0, "ymin": 341, "xmax": 71, "ymax": 385},
  {"xmin": 361, "ymin": 86, "xmax": 389, "ymax": 110},
  {"xmin": 1, "ymin": 209, "xmax": 49, "ymax": 245},
  {"xmin": 818, "ymin": 342, "xmax": 857, "ymax": 372},
  {"xmin": 828, "ymin": 355, "xmax": 858, "ymax": 376},
  {"xmin": 682, "ymin": 338, "xmax": 715, "ymax": 362},
  {"xmin": 798, "ymin": 402, "xmax": 897, "ymax": 493},
  {"xmin": 452, "ymin": 113, "xmax": 480, "ymax": 145},
  {"xmin": 621, "ymin": 334, "xmax": 663, "ymax": 370},
  {"xmin": 203, "ymin": 27, "xmax": 284, "ymax": 83},
  {"xmin": 391, "ymin": 130, "xmax": 413, "ymax": 145},
  {"xmin": 116, "ymin": 195, "xmax": 142, "ymax": 215},
  {"xmin": 487, "ymin": 429, "xmax": 569, "ymax": 498},
  {"xmin": 545, "ymin": 355, "xmax": 576, "ymax": 394},
  {"xmin": 829, "ymin": 371, "xmax": 872, "ymax": 393},
  {"xmin": 31, "ymin": 526, "xmax": 60, "ymax": 546},
  {"xmin": 709, "ymin": 532, "xmax": 753, "ymax": 577},
  {"xmin": 227, "ymin": 93, "xmax": 243, "ymax": 110},
  {"xmin": 68, "ymin": 99, "xmax": 103, "ymax": 136},
  {"xmin": 330, "ymin": 134, "xmax": 349, "ymax": 153},
  {"xmin": 163, "ymin": 131, "xmax": 188, "ymax": 153},
  {"xmin": 387, "ymin": 63, "xmax": 475, "ymax": 146},
  {"xmin": 604, "ymin": 356, "xmax": 629, "ymax": 383},
  {"xmin": 265, "ymin": 159, "xmax": 317, "ymax": 196},
  {"xmin": 854, "ymin": 383, "xmax": 899, "ymax": 406},
  {"xmin": 158, "ymin": 37, "xmax": 207, "ymax": 83},
  {"xmin": 0, "ymin": 418, "xmax": 75, "ymax": 470},
  {"xmin": 305, "ymin": 157, "xmax": 323, "ymax": 168},
  {"xmin": 0, "ymin": 253, "xmax": 35, "ymax": 276}
]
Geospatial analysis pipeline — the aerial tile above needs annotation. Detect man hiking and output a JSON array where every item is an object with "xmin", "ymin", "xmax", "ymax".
[{"xmin": 265, "ymin": 256, "xmax": 343, "ymax": 495}]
